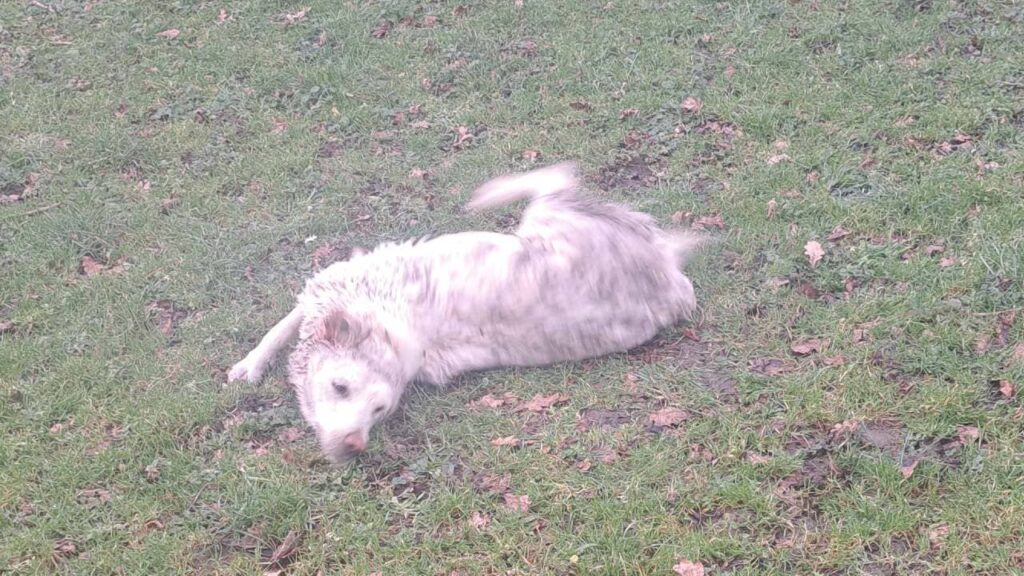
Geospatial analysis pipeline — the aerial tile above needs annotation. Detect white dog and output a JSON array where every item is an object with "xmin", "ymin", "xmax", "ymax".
[{"xmin": 228, "ymin": 162, "xmax": 703, "ymax": 463}]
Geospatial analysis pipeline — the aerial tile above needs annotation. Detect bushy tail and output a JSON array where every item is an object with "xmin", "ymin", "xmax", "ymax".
[
  {"xmin": 465, "ymin": 161, "xmax": 578, "ymax": 212},
  {"xmin": 665, "ymin": 230, "xmax": 712, "ymax": 268}
]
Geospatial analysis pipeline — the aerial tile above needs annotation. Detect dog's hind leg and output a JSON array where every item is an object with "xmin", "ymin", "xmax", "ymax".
[{"xmin": 228, "ymin": 306, "xmax": 303, "ymax": 383}]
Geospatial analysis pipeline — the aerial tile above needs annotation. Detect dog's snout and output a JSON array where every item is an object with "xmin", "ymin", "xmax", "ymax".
[{"xmin": 341, "ymin": 431, "xmax": 366, "ymax": 453}]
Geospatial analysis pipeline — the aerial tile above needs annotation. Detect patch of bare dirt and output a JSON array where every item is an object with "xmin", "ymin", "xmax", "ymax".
[{"xmin": 595, "ymin": 154, "xmax": 661, "ymax": 190}]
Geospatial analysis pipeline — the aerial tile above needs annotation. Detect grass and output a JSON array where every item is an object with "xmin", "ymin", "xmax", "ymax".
[{"xmin": 2, "ymin": 0, "xmax": 1023, "ymax": 574}]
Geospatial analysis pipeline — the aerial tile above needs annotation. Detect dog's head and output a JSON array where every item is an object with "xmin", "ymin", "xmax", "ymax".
[{"xmin": 287, "ymin": 307, "xmax": 408, "ymax": 464}]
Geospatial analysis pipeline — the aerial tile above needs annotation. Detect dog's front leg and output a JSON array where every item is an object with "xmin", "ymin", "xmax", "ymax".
[{"xmin": 228, "ymin": 306, "xmax": 303, "ymax": 383}]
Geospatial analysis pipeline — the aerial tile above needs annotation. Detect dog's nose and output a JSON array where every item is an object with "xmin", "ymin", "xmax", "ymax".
[{"xmin": 341, "ymin": 431, "xmax": 366, "ymax": 453}]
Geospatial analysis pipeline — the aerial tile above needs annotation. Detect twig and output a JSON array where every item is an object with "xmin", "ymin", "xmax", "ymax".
[
  {"xmin": 973, "ymin": 307, "xmax": 1023, "ymax": 317},
  {"xmin": 14, "ymin": 202, "xmax": 60, "ymax": 217}
]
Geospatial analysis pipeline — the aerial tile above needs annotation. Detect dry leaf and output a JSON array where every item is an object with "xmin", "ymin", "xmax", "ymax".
[
  {"xmin": 929, "ymin": 524, "xmax": 949, "ymax": 549},
  {"xmin": 623, "ymin": 371, "xmax": 639, "ymax": 394},
  {"xmin": 278, "ymin": 427, "xmax": 305, "ymax": 443},
  {"xmin": 806, "ymin": 170, "xmax": 819, "ymax": 183},
  {"xmin": 804, "ymin": 240, "xmax": 824, "ymax": 267},
  {"xmin": 673, "ymin": 560, "xmax": 706, "ymax": 576},
  {"xmin": 1012, "ymin": 343, "xmax": 1024, "ymax": 363},
  {"xmin": 410, "ymin": 120, "xmax": 431, "ymax": 129},
  {"xmin": 575, "ymin": 459, "xmax": 593, "ymax": 472},
  {"xmin": 925, "ymin": 244, "xmax": 945, "ymax": 256},
  {"xmin": 569, "ymin": 100, "xmax": 592, "ymax": 111},
  {"xmin": 266, "ymin": 530, "xmax": 301, "ymax": 566},
  {"xmin": 766, "ymin": 154, "xmax": 791, "ymax": 165},
  {"xmin": 692, "ymin": 213, "xmax": 725, "ymax": 230},
  {"xmin": 469, "ymin": 511, "xmax": 490, "ymax": 530},
  {"xmin": 773, "ymin": 139, "xmax": 789, "ymax": 150},
  {"xmin": 680, "ymin": 97, "xmax": 703, "ymax": 113},
  {"xmin": 619, "ymin": 108, "xmax": 640, "ymax": 120},
  {"xmin": 899, "ymin": 459, "xmax": 918, "ymax": 479},
  {"xmin": 522, "ymin": 392, "xmax": 569, "ymax": 412},
  {"xmin": 766, "ymin": 199, "xmax": 777, "ymax": 219},
  {"xmin": 938, "ymin": 257, "xmax": 956, "ymax": 268},
  {"xmin": 469, "ymin": 393, "xmax": 518, "ymax": 409},
  {"xmin": 827, "ymin": 226, "xmax": 851, "ymax": 241},
  {"xmin": 955, "ymin": 425, "xmax": 980, "ymax": 443},
  {"xmin": 77, "ymin": 488, "xmax": 113, "ymax": 507},
  {"xmin": 791, "ymin": 338, "xmax": 826, "ymax": 356},
  {"xmin": 521, "ymin": 149, "xmax": 540, "ymax": 161},
  {"xmin": 271, "ymin": 117, "xmax": 287, "ymax": 134},
  {"xmin": 453, "ymin": 126, "xmax": 473, "ymax": 147},
  {"xmin": 998, "ymin": 379, "xmax": 1015, "ymax": 399},
  {"xmin": 503, "ymin": 493, "xmax": 530, "ymax": 513},
  {"xmin": 371, "ymin": 20, "xmax": 392, "ymax": 38},
  {"xmin": 830, "ymin": 419, "xmax": 859, "ymax": 439},
  {"xmin": 746, "ymin": 453, "xmax": 772, "ymax": 464},
  {"xmin": 157, "ymin": 29, "xmax": 180, "ymax": 39},
  {"xmin": 490, "ymin": 436, "xmax": 520, "ymax": 447},
  {"xmin": 53, "ymin": 538, "xmax": 78, "ymax": 559},
  {"xmin": 648, "ymin": 407, "xmax": 688, "ymax": 428},
  {"xmin": 281, "ymin": 8, "xmax": 309, "ymax": 24},
  {"xmin": 80, "ymin": 256, "xmax": 107, "ymax": 276},
  {"xmin": 217, "ymin": 9, "xmax": 228, "ymax": 24},
  {"xmin": 822, "ymin": 354, "xmax": 846, "ymax": 366}
]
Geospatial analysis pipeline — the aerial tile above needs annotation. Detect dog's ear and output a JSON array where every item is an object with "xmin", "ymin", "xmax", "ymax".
[{"xmin": 314, "ymin": 309, "xmax": 367, "ymax": 347}]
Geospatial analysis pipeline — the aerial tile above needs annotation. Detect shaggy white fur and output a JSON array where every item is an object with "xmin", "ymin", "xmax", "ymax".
[{"xmin": 228, "ymin": 162, "xmax": 704, "ymax": 463}]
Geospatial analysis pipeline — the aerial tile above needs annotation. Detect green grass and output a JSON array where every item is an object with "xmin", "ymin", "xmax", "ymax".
[{"xmin": 2, "ymin": 0, "xmax": 1023, "ymax": 574}]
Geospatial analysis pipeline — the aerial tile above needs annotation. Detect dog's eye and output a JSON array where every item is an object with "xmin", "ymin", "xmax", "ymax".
[
  {"xmin": 373, "ymin": 405, "xmax": 386, "ymax": 416},
  {"xmin": 332, "ymin": 381, "xmax": 350, "ymax": 398}
]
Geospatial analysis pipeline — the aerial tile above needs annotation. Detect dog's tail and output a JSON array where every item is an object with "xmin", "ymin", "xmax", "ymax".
[
  {"xmin": 664, "ymin": 230, "xmax": 713, "ymax": 268},
  {"xmin": 465, "ymin": 161, "xmax": 578, "ymax": 212}
]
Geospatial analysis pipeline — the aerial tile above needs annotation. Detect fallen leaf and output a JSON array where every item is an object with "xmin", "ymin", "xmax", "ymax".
[
  {"xmin": 623, "ymin": 371, "xmax": 639, "ymax": 394},
  {"xmin": 827, "ymin": 226, "xmax": 851, "ymax": 241},
  {"xmin": 156, "ymin": 29, "xmax": 180, "ymax": 39},
  {"xmin": 998, "ymin": 379, "xmax": 1015, "ymax": 399},
  {"xmin": 217, "ymin": 9, "xmax": 228, "ymax": 24},
  {"xmin": 925, "ymin": 244, "xmax": 945, "ymax": 256},
  {"xmin": 746, "ymin": 453, "xmax": 772, "ymax": 464},
  {"xmin": 648, "ymin": 407, "xmax": 688, "ymax": 428},
  {"xmin": 1012, "ymin": 343, "xmax": 1024, "ymax": 363},
  {"xmin": 576, "ymin": 459, "xmax": 593, "ymax": 472},
  {"xmin": 53, "ymin": 538, "xmax": 78, "ymax": 559},
  {"xmin": 371, "ymin": 20, "xmax": 392, "ymax": 38},
  {"xmin": 469, "ymin": 511, "xmax": 491, "ymax": 530},
  {"xmin": 49, "ymin": 418, "xmax": 72, "ymax": 433},
  {"xmin": 766, "ymin": 276, "xmax": 789, "ymax": 288},
  {"xmin": 673, "ymin": 560, "xmax": 706, "ymax": 576},
  {"xmin": 522, "ymin": 393, "xmax": 569, "ymax": 412},
  {"xmin": 409, "ymin": 168, "xmax": 429, "ymax": 179},
  {"xmin": 76, "ymin": 488, "xmax": 113, "ymax": 507},
  {"xmin": 278, "ymin": 427, "xmax": 305, "ymax": 443},
  {"xmin": 410, "ymin": 120, "xmax": 431, "ymax": 129},
  {"xmin": 421, "ymin": 15, "xmax": 438, "ymax": 27},
  {"xmin": 80, "ymin": 256, "xmax": 108, "ymax": 276},
  {"xmin": 749, "ymin": 357, "xmax": 794, "ymax": 376},
  {"xmin": 766, "ymin": 199, "xmax": 777, "ymax": 219},
  {"xmin": 144, "ymin": 461, "xmax": 161, "ymax": 483},
  {"xmin": 475, "ymin": 473, "xmax": 511, "ymax": 494},
  {"xmin": 899, "ymin": 459, "xmax": 918, "ymax": 479},
  {"xmin": 767, "ymin": 153, "xmax": 791, "ymax": 165},
  {"xmin": 682, "ymin": 328, "xmax": 700, "ymax": 342},
  {"xmin": 806, "ymin": 170, "xmax": 819, "ymax": 183},
  {"xmin": 159, "ymin": 196, "xmax": 179, "ymax": 213},
  {"xmin": 569, "ymin": 100, "xmax": 592, "ymax": 111},
  {"xmin": 843, "ymin": 277, "xmax": 857, "ymax": 299},
  {"xmin": 791, "ymin": 338, "xmax": 826, "ymax": 356},
  {"xmin": 773, "ymin": 139, "xmax": 789, "ymax": 150},
  {"xmin": 692, "ymin": 213, "xmax": 725, "ymax": 230},
  {"xmin": 680, "ymin": 97, "xmax": 703, "ymax": 113},
  {"xmin": 469, "ymin": 393, "xmax": 519, "ymax": 409},
  {"xmin": 929, "ymin": 524, "xmax": 950, "ymax": 549},
  {"xmin": 830, "ymin": 419, "xmax": 859, "ymax": 439},
  {"xmin": 281, "ymin": 8, "xmax": 309, "ymax": 25},
  {"xmin": 266, "ymin": 530, "xmax": 302, "ymax": 566},
  {"xmin": 521, "ymin": 149, "xmax": 540, "ymax": 161},
  {"xmin": 490, "ymin": 436, "xmax": 520, "ymax": 447},
  {"xmin": 938, "ymin": 257, "xmax": 956, "ymax": 268},
  {"xmin": 314, "ymin": 30, "xmax": 327, "ymax": 47},
  {"xmin": 804, "ymin": 240, "xmax": 824, "ymax": 267},
  {"xmin": 789, "ymin": 222, "xmax": 799, "ymax": 237},
  {"xmin": 271, "ymin": 117, "xmax": 287, "ymax": 134},
  {"xmin": 822, "ymin": 354, "xmax": 846, "ymax": 366},
  {"xmin": 453, "ymin": 125, "xmax": 473, "ymax": 148},
  {"xmin": 619, "ymin": 108, "xmax": 640, "ymax": 120},
  {"xmin": 955, "ymin": 426, "xmax": 980, "ymax": 443},
  {"xmin": 503, "ymin": 493, "xmax": 530, "ymax": 513}
]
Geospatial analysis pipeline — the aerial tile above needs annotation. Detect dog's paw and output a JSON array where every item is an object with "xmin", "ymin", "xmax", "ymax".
[{"xmin": 228, "ymin": 357, "xmax": 265, "ymax": 383}]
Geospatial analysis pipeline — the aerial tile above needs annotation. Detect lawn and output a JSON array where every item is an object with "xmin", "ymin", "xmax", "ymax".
[{"xmin": 2, "ymin": 0, "xmax": 1023, "ymax": 574}]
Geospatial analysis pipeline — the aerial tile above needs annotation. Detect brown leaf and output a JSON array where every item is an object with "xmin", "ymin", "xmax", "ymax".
[
  {"xmin": 673, "ymin": 560, "xmax": 706, "ymax": 576},
  {"xmin": 619, "ymin": 108, "xmax": 640, "ymax": 120},
  {"xmin": 692, "ymin": 213, "xmax": 725, "ymax": 230},
  {"xmin": 410, "ymin": 120, "xmax": 431, "ymax": 129},
  {"xmin": 928, "ymin": 524, "xmax": 950, "ymax": 549},
  {"xmin": 569, "ymin": 100, "xmax": 592, "ymax": 111},
  {"xmin": 791, "ymin": 338, "xmax": 826, "ymax": 356},
  {"xmin": 925, "ymin": 244, "xmax": 945, "ymax": 256},
  {"xmin": 766, "ymin": 153, "xmax": 791, "ymax": 165},
  {"xmin": 899, "ymin": 459, "xmax": 918, "ymax": 479},
  {"xmin": 521, "ymin": 149, "xmax": 540, "ymax": 161},
  {"xmin": 623, "ymin": 371, "xmax": 639, "ymax": 394},
  {"xmin": 76, "ymin": 488, "xmax": 112, "ymax": 507},
  {"xmin": 830, "ymin": 419, "xmax": 859, "ymax": 439},
  {"xmin": 843, "ymin": 276, "xmax": 857, "ymax": 299},
  {"xmin": 680, "ymin": 97, "xmax": 703, "ymax": 113},
  {"xmin": 938, "ymin": 257, "xmax": 956, "ymax": 268},
  {"xmin": 522, "ymin": 392, "xmax": 569, "ymax": 412},
  {"xmin": 956, "ymin": 425, "xmax": 980, "ymax": 443},
  {"xmin": 278, "ymin": 427, "xmax": 305, "ymax": 443},
  {"xmin": 806, "ymin": 170, "xmax": 819, "ymax": 183},
  {"xmin": 998, "ymin": 379, "xmax": 1015, "ymax": 399},
  {"xmin": 746, "ymin": 452, "xmax": 772, "ymax": 464},
  {"xmin": 1012, "ymin": 343, "xmax": 1024, "ymax": 363},
  {"xmin": 804, "ymin": 240, "xmax": 824, "ymax": 267},
  {"xmin": 648, "ymin": 407, "xmax": 688, "ymax": 428},
  {"xmin": 469, "ymin": 393, "xmax": 518, "ymax": 409},
  {"xmin": 469, "ymin": 511, "xmax": 491, "ymax": 530},
  {"xmin": 575, "ymin": 459, "xmax": 593, "ymax": 472},
  {"xmin": 53, "ymin": 538, "xmax": 79, "ymax": 559},
  {"xmin": 421, "ymin": 15, "xmax": 438, "ymax": 27},
  {"xmin": 748, "ymin": 357, "xmax": 794, "ymax": 376},
  {"xmin": 159, "ymin": 196, "xmax": 179, "ymax": 214},
  {"xmin": 266, "ymin": 530, "xmax": 302, "ymax": 566},
  {"xmin": 822, "ymin": 354, "xmax": 846, "ymax": 366},
  {"xmin": 156, "ymin": 29, "xmax": 180, "ymax": 39},
  {"xmin": 490, "ymin": 436, "xmax": 520, "ymax": 447},
  {"xmin": 280, "ymin": 8, "xmax": 309, "ymax": 25},
  {"xmin": 503, "ymin": 493, "xmax": 530, "ymax": 513},
  {"xmin": 80, "ymin": 255, "xmax": 107, "ymax": 276},
  {"xmin": 371, "ymin": 20, "xmax": 392, "ymax": 38},
  {"xmin": 475, "ymin": 473, "xmax": 510, "ymax": 494},
  {"xmin": 217, "ymin": 9, "xmax": 228, "ymax": 24},
  {"xmin": 271, "ymin": 117, "xmax": 287, "ymax": 134},
  {"xmin": 453, "ymin": 125, "xmax": 473, "ymax": 147},
  {"xmin": 766, "ymin": 199, "xmax": 777, "ymax": 219},
  {"xmin": 827, "ymin": 226, "xmax": 851, "ymax": 241}
]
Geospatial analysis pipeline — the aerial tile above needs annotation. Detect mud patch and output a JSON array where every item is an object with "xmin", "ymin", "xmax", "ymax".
[
  {"xmin": 628, "ymin": 332, "xmax": 709, "ymax": 365},
  {"xmin": 856, "ymin": 421, "xmax": 905, "ymax": 457},
  {"xmin": 577, "ymin": 408, "xmax": 631, "ymax": 431},
  {"xmin": 595, "ymin": 154, "xmax": 662, "ymax": 190},
  {"xmin": 146, "ymin": 300, "xmax": 193, "ymax": 338}
]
